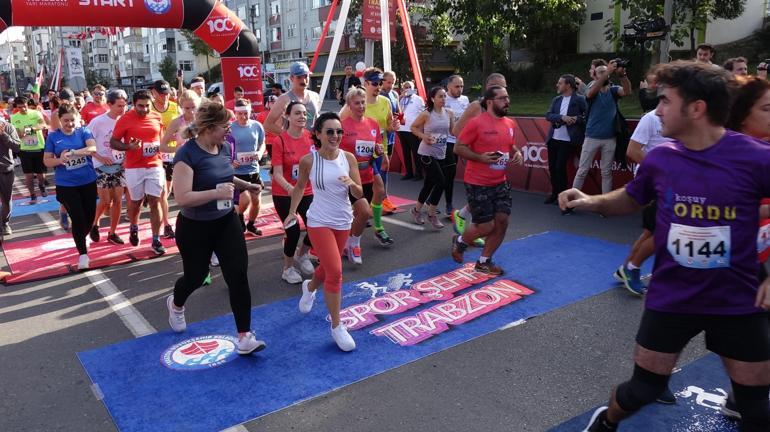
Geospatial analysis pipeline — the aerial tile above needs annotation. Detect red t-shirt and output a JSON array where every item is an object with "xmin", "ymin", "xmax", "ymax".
[
  {"xmin": 111, "ymin": 109, "xmax": 164, "ymax": 169},
  {"xmin": 340, "ymin": 116, "xmax": 380, "ymax": 185},
  {"xmin": 80, "ymin": 102, "xmax": 108, "ymax": 125},
  {"xmin": 257, "ymin": 110, "xmax": 279, "ymax": 153},
  {"xmin": 458, "ymin": 112, "xmax": 517, "ymax": 186},
  {"xmin": 271, "ymin": 130, "xmax": 314, "ymax": 197}
]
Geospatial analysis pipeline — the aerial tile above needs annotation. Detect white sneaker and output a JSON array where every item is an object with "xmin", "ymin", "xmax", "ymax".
[
  {"xmin": 236, "ymin": 332, "xmax": 266, "ymax": 355},
  {"xmin": 345, "ymin": 244, "xmax": 363, "ymax": 265},
  {"xmin": 78, "ymin": 254, "xmax": 90, "ymax": 270},
  {"xmin": 210, "ymin": 253, "xmax": 219, "ymax": 267},
  {"xmin": 331, "ymin": 323, "xmax": 356, "ymax": 352},
  {"xmin": 166, "ymin": 295, "xmax": 186, "ymax": 332},
  {"xmin": 298, "ymin": 279, "xmax": 316, "ymax": 313},
  {"xmin": 282, "ymin": 266, "xmax": 303, "ymax": 284},
  {"xmin": 296, "ymin": 253, "xmax": 315, "ymax": 275}
]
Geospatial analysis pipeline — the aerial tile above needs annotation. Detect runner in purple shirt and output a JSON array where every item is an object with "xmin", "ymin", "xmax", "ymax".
[{"xmin": 560, "ymin": 61, "xmax": 770, "ymax": 432}]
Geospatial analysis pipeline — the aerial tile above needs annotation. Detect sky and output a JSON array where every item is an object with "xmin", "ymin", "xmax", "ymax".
[{"xmin": 0, "ymin": 27, "xmax": 25, "ymax": 44}]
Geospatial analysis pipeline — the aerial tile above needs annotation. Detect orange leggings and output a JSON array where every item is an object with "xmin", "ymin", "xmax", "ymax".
[{"xmin": 306, "ymin": 226, "xmax": 349, "ymax": 294}]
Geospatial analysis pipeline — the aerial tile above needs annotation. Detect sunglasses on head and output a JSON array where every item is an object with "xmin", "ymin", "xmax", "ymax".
[{"xmin": 324, "ymin": 128, "xmax": 344, "ymax": 137}]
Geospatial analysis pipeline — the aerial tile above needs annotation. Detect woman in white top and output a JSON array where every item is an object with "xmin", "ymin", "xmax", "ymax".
[
  {"xmin": 397, "ymin": 81, "xmax": 425, "ymax": 180},
  {"xmin": 284, "ymin": 112, "xmax": 364, "ymax": 351}
]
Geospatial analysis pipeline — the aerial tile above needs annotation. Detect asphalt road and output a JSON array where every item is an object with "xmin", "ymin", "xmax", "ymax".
[{"xmin": 0, "ymin": 166, "xmax": 712, "ymax": 432}]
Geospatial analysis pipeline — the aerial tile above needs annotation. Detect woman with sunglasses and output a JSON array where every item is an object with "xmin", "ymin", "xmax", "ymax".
[
  {"xmin": 272, "ymin": 101, "xmax": 316, "ymax": 284},
  {"xmin": 284, "ymin": 112, "xmax": 363, "ymax": 351},
  {"xmin": 165, "ymin": 101, "xmax": 265, "ymax": 356}
]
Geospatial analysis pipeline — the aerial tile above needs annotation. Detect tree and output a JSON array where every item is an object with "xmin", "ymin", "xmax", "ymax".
[
  {"xmin": 178, "ymin": 29, "xmax": 216, "ymax": 78},
  {"xmin": 158, "ymin": 55, "xmax": 177, "ymax": 84}
]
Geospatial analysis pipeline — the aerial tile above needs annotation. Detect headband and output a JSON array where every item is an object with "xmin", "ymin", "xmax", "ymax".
[
  {"xmin": 190, "ymin": 82, "xmax": 205, "ymax": 89},
  {"xmin": 234, "ymin": 106, "xmax": 251, "ymax": 112}
]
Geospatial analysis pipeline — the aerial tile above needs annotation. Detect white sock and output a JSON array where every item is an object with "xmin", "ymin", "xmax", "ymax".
[
  {"xmin": 350, "ymin": 235, "xmax": 361, "ymax": 248},
  {"xmin": 457, "ymin": 237, "xmax": 467, "ymax": 246},
  {"xmin": 626, "ymin": 263, "xmax": 639, "ymax": 270},
  {"xmin": 478, "ymin": 256, "xmax": 489, "ymax": 264},
  {"xmin": 459, "ymin": 206, "xmax": 471, "ymax": 219}
]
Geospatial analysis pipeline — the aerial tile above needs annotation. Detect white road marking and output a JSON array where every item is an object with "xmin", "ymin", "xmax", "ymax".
[
  {"xmin": 497, "ymin": 318, "xmax": 527, "ymax": 331},
  {"xmin": 381, "ymin": 216, "xmax": 426, "ymax": 231},
  {"xmin": 220, "ymin": 425, "xmax": 249, "ymax": 432}
]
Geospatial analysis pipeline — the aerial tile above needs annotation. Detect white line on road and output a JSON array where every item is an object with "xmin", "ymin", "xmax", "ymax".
[
  {"xmin": 382, "ymin": 216, "xmax": 426, "ymax": 231},
  {"xmin": 220, "ymin": 425, "xmax": 249, "ymax": 432},
  {"xmin": 498, "ymin": 319, "xmax": 527, "ymax": 331}
]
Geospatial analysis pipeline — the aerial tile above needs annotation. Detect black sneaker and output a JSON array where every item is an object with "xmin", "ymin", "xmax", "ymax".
[
  {"xmin": 89, "ymin": 225, "xmax": 100, "ymax": 242},
  {"xmin": 475, "ymin": 260, "xmax": 503, "ymax": 275},
  {"xmin": 29, "ymin": 194, "xmax": 37, "ymax": 204},
  {"xmin": 151, "ymin": 239, "xmax": 166, "ymax": 256},
  {"xmin": 245, "ymin": 221, "xmax": 262, "ymax": 236},
  {"xmin": 374, "ymin": 229, "xmax": 394, "ymax": 246},
  {"xmin": 107, "ymin": 233, "xmax": 125, "ymax": 245},
  {"xmin": 129, "ymin": 227, "xmax": 139, "ymax": 246},
  {"xmin": 451, "ymin": 235, "xmax": 467, "ymax": 263},
  {"xmin": 163, "ymin": 224, "xmax": 175, "ymax": 239},
  {"xmin": 39, "ymin": 184, "xmax": 48, "ymax": 197},
  {"xmin": 656, "ymin": 387, "xmax": 676, "ymax": 404},
  {"xmin": 720, "ymin": 391, "xmax": 741, "ymax": 419},
  {"xmin": 583, "ymin": 406, "xmax": 616, "ymax": 431}
]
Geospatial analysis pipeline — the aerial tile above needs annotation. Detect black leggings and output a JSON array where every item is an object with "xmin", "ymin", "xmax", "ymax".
[
  {"xmin": 173, "ymin": 211, "xmax": 252, "ymax": 332},
  {"xmin": 56, "ymin": 182, "xmax": 97, "ymax": 255},
  {"xmin": 547, "ymin": 138, "xmax": 572, "ymax": 197},
  {"xmin": 443, "ymin": 142, "xmax": 457, "ymax": 208},
  {"xmin": 273, "ymin": 195, "xmax": 313, "ymax": 258},
  {"xmin": 418, "ymin": 155, "xmax": 446, "ymax": 206},
  {"xmin": 397, "ymin": 131, "xmax": 421, "ymax": 177}
]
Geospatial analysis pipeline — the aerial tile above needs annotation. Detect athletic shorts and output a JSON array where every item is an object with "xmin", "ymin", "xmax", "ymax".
[
  {"xmin": 19, "ymin": 151, "xmax": 45, "ymax": 174},
  {"xmin": 642, "ymin": 200, "xmax": 656, "ymax": 232},
  {"xmin": 465, "ymin": 182, "xmax": 512, "ymax": 224},
  {"xmin": 235, "ymin": 172, "xmax": 263, "ymax": 193},
  {"xmin": 163, "ymin": 162, "xmax": 174, "ymax": 182},
  {"xmin": 96, "ymin": 168, "xmax": 125, "ymax": 189},
  {"xmin": 636, "ymin": 308, "xmax": 770, "ymax": 362},
  {"xmin": 124, "ymin": 166, "xmax": 164, "ymax": 200},
  {"xmin": 349, "ymin": 182, "xmax": 374, "ymax": 204}
]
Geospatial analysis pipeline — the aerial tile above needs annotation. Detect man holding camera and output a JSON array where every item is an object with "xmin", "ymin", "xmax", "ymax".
[{"xmin": 572, "ymin": 60, "xmax": 631, "ymax": 197}]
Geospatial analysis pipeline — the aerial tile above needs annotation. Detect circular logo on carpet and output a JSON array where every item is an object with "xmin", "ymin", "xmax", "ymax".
[{"xmin": 161, "ymin": 335, "xmax": 238, "ymax": 371}]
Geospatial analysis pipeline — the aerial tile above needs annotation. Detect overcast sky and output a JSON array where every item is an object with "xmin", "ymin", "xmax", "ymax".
[{"xmin": 1, "ymin": 27, "xmax": 26, "ymax": 44}]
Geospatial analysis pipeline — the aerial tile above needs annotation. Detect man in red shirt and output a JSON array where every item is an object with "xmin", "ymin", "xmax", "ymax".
[
  {"xmin": 109, "ymin": 90, "xmax": 166, "ymax": 255},
  {"xmin": 80, "ymin": 84, "xmax": 108, "ymax": 125},
  {"xmin": 451, "ymin": 85, "xmax": 522, "ymax": 275}
]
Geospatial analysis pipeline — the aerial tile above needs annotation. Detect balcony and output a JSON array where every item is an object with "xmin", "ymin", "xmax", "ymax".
[
  {"xmin": 270, "ymin": 40, "xmax": 282, "ymax": 50},
  {"xmin": 269, "ymin": 14, "xmax": 281, "ymax": 26}
]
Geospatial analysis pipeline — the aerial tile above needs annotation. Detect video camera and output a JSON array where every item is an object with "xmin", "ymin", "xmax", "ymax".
[{"xmin": 620, "ymin": 17, "xmax": 669, "ymax": 45}]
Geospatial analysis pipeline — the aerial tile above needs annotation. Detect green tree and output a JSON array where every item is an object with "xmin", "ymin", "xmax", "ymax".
[
  {"xmin": 158, "ymin": 55, "xmax": 177, "ymax": 84},
  {"xmin": 179, "ymin": 29, "xmax": 216, "ymax": 78}
]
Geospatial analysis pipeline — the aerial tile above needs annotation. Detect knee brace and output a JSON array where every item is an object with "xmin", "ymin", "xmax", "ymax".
[
  {"xmin": 731, "ymin": 381, "xmax": 770, "ymax": 432},
  {"xmin": 615, "ymin": 364, "xmax": 670, "ymax": 413}
]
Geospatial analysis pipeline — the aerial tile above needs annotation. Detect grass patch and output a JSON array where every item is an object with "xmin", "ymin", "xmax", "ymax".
[{"xmin": 508, "ymin": 92, "xmax": 645, "ymax": 119}]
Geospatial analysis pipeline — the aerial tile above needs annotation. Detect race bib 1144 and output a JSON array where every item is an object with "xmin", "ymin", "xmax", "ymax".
[{"xmin": 667, "ymin": 223, "xmax": 731, "ymax": 269}]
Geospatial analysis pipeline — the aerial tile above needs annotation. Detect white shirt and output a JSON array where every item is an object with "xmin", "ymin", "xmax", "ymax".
[
  {"xmin": 87, "ymin": 112, "xmax": 120, "ymax": 168},
  {"xmin": 445, "ymin": 94, "xmax": 470, "ymax": 143},
  {"xmin": 631, "ymin": 110, "xmax": 671, "ymax": 175},
  {"xmin": 398, "ymin": 93, "xmax": 425, "ymax": 132},
  {"xmin": 553, "ymin": 96, "xmax": 572, "ymax": 141}
]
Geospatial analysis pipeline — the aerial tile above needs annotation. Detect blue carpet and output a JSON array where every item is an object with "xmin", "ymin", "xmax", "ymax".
[
  {"xmin": 78, "ymin": 231, "xmax": 651, "ymax": 432},
  {"xmin": 550, "ymin": 353, "xmax": 738, "ymax": 431},
  {"xmin": 12, "ymin": 196, "xmax": 60, "ymax": 217}
]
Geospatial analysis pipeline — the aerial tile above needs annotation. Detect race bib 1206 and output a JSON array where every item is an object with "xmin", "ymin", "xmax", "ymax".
[{"xmin": 667, "ymin": 223, "xmax": 730, "ymax": 269}]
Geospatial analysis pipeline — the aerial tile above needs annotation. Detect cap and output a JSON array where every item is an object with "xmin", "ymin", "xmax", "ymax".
[
  {"xmin": 152, "ymin": 80, "xmax": 171, "ymax": 94},
  {"xmin": 363, "ymin": 70, "xmax": 384, "ymax": 83},
  {"xmin": 290, "ymin": 62, "xmax": 310, "ymax": 77}
]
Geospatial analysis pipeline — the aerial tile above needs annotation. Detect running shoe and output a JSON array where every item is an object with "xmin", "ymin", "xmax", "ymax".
[
  {"xmin": 453, "ymin": 210, "xmax": 465, "ymax": 235},
  {"xmin": 2, "ymin": 224, "xmax": 11, "ymax": 236},
  {"xmin": 720, "ymin": 392, "xmax": 741, "ymax": 419},
  {"xmin": 374, "ymin": 229, "xmax": 394, "ymax": 246},
  {"xmin": 78, "ymin": 254, "xmax": 90, "ymax": 271},
  {"xmin": 381, "ymin": 197, "xmax": 398, "ymax": 213},
  {"xmin": 129, "ymin": 226, "xmax": 139, "ymax": 246},
  {"xmin": 39, "ymin": 184, "xmax": 48, "ymax": 197},
  {"xmin": 202, "ymin": 273, "xmax": 212, "ymax": 286},
  {"xmin": 451, "ymin": 235, "xmax": 467, "ymax": 263},
  {"xmin": 613, "ymin": 265, "xmax": 626, "ymax": 283},
  {"xmin": 151, "ymin": 239, "xmax": 166, "ymax": 256},
  {"xmin": 298, "ymin": 279, "xmax": 316, "ymax": 313},
  {"xmin": 245, "ymin": 221, "xmax": 262, "ymax": 236},
  {"xmin": 618, "ymin": 266, "xmax": 646, "ymax": 296},
  {"xmin": 427, "ymin": 214, "xmax": 444, "ymax": 229},
  {"xmin": 236, "ymin": 332, "xmax": 266, "ymax": 355},
  {"xmin": 296, "ymin": 253, "xmax": 315, "ymax": 274},
  {"xmin": 474, "ymin": 260, "xmax": 503, "ymax": 275},
  {"xmin": 89, "ymin": 225, "xmax": 100, "ymax": 242},
  {"xmin": 60, "ymin": 211, "xmax": 70, "ymax": 232},
  {"xmin": 166, "ymin": 295, "xmax": 186, "ymax": 332},
  {"xmin": 163, "ymin": 224, "xmax": 175, "ymax": 239},
  {"xmin": 582, "ymin": 406, "xmax": 613, "ymax": 432},
  {"xmin": 656, "ymin": 387, "xmax": 676, "ymax": 405},
  {"xmin": 107, "ymin": 233, "xmax": 125, "ymax": 245},
  {"xmin": 473, "ymin": 237, "xmax": 486, "ymax": 247},
  {"xmin": 445, "ymin": 204, "xmax": 453, "ymax": 218},
  {"xmin": 345, "ymin": 244, "xmax": 363, "ymax": 265},
  {"xmin": 410, "ymin": 207, "xmax": 425, "ymax": 225},
  {"xmin": 331, "ymin": 323, "xmax": 356, "ymax": 352},
  {"xmin": 29, "ymin": 194, "xmax": 37, "ymax": 205},
  {"xmin": 210, "ymin": 253, "xmax": 219, "ymax": 267},
  {"xmin": 282, "ymin": 266, "xmax": 303, "ymax": 284}
]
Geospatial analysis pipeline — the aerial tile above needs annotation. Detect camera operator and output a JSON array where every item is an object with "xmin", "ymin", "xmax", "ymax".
[
  {"xmin": 572, "ymin": 61, "xmax": 631, "ymax": 197},
  {"xmin": 757, "ymin": 59, "xmax": 770, "ymax": 80},
  {"xmin": 638, "ymin": 72, "xmax": 659, "ymax": 112},
  {"xmin": 576, "ymin": 59, "xmax": 608, "ymax": 96}
]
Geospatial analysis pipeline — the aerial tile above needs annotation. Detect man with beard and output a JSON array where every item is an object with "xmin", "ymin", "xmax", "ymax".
[{"xmin": 264, "ymin": 62, "xmax": 322, "ymax": 135}]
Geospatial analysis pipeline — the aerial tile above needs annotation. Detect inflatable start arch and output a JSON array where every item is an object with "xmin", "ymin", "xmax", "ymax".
[{"xmin": 0, "ymin": 0, "xmax": 263, "ymax": 110}]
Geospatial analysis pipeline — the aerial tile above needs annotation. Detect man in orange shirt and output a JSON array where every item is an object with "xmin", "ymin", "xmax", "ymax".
[
  {"xmin": 110, "ymin": 90, "xmax": 166, "ymax": 255},
  {"xmin": 80, "ymin": 84, "xmax": 108, "ymax": 125},
  {"xmin": 451, "ymin": 85, "xmax": 522, "ymax": 275}
]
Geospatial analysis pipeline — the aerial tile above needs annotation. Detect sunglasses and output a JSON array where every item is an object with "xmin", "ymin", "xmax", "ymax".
[
  {"xmin": 324, "ymin": 128, "xmax": 344, "ymax": 137},
  {"xmin": 367, "ymin": 81, "xmax": 383, "ymax": 87},
  {"xmin": 93, "ymin": 92, "xmax": 105, "ymax": 96}
]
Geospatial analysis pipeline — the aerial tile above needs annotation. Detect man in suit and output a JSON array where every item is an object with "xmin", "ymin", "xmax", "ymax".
[
  {"xmin": 544, "ymin": 74, "xmax": 587, "ymax": 206},
  {"xmin": 337, "ymin": 64, "xmax": 361, "ymax": 106}
]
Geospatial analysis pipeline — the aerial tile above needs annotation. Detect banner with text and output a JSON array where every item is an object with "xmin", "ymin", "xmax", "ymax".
[
  {"xmin": 11, "ymin": 0, "xmax": 184, "ymax": 28},
  {"xmin": 221, "ymin": 57, "xmax": 264, "ymax": 112},
  {"xmin": 362, "ymin": 0, "xmax": 397, "ymax": 41}
]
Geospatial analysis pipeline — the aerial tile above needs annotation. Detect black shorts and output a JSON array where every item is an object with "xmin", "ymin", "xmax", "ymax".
[
  {"xmin": 636, "ymin": 309, "xmax": 770, "ymax": 362},
  {"xmin": 349, "ymin": 182, "xmax": 374, "ymax": 204},
  {"xmin": 465, "ymin": 182, "xmax": 512, "ymax": 224},
  {"xmin": 163, "ymin": 162, "xmax": 174, "ymax": 182},
  {"xmin": 642, "ymin": 200, "xmax": 656, "ymax": 232},
  {"xmin": 235, "ymin": 172, "xmax": 263, "ymax": 193},
  {"xmin": 20, "ymin": 151, "xmax": 45, "ymax": 174}
]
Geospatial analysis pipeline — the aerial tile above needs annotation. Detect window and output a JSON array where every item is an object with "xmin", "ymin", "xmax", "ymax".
[
  {"xmin": 328, "ymin": 20, "xmax": 336, "ymax": 37},
  {"xmin": 255, "ymin": 28, "xmax": 262, "ymax": 42},
  {"xmin": 68, "ymin": 40, "xmax": 81, "ymax": 47},
  {"xmin": 179, "ymin": 60, "xmax": 193, "ymax": 71},
  {"xmin": 312, "ymin": 0, "xmax": 332, "ymax": 8},
  {"xmin": 312, "ymin": 26, "xmax": 322, "ymax": 39},
  {"xmin": 177, "ymin": 39, "xmax": 188, "ymax": 52},
  {"xmin": 96, "ymin": 39, "xmax": 107, "ymax": 48},
  {"xmin": 251, "ymin": 4, "xmax": 260, "ymax": 17},
  {"xmin": 270, "ymin": 1, "xmax": 280, "ymax": 15},
  {"xmin": 166, "ymin": 38, "xmax": 176, "ymax": 52},
  {"xmin": 95, "ymin": 54, "xmax": 109, "ymax": 63},
  {"xmin": 271, "ymin": 27, "xmax": 281, "ymax": 42},
  {"xmin": 590, "ymin": 12, "xmax": 603, "ymax": 21},
  {"xmin": 287, "ymin": 23, "xmax": 296, "ymax": 38},
  {"xmin": 238, "ymin": 6, "xmax": 246, "ymax": 20}
]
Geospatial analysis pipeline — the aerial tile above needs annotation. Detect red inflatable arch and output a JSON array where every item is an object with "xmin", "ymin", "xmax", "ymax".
[{"xmin": 0, "ymin": 0, "xmax": 263, "ymax": 111}]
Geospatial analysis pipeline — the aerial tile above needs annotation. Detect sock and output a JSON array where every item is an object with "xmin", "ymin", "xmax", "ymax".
[
  {"xmin": 598, "ymin": 411, "xmax": 618, "ymax": 430},
  {"xmin": 626, "ymin": 263, "xmax": 639, "ymax": 270},
  {"xmin": 152, "ymin": 234, "xmax": 160, "ymax": 243},
  {"xmin": 372, "ymin": 204, "xmax": 384, "ymax": 231},
  {"xmin": 130, "ymin": 224, "xmax": 138, "ymax": 232},
  {"xmin": 457, "ymin": 237, "xmax": 467, "ymax": 246},
  {"xmin": 478, "ymin": 256, "xmax": 489, "ymax": 264},
  {"xmin": 459, "ymin": 206, "xmax": 471, "ymax": 220},
  {"xmin": 351, "ymin": 235, "xmax": 361, "ymax": 248}
]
